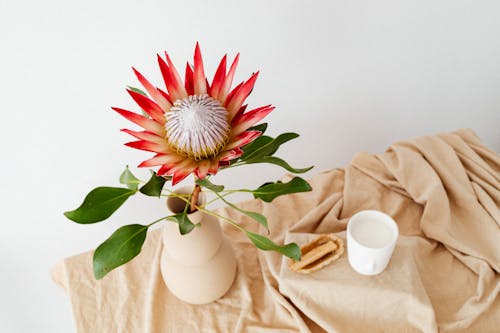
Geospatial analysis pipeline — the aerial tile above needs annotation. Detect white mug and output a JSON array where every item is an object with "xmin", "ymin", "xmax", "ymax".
[{"xmin": 347, "ymin": 210, "xmax": 399, "ymax": 276}]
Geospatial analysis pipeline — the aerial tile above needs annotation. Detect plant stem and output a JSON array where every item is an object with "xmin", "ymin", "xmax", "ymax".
[
  {"xmin": 190, "ymin": 184, "xmax": 201, "ymax": 213},
  {"xmin": 147, "ymin": 216, "xmax": 169, "ymax": 227},
  {"xmin": 161, "ymin": 189, "xmax": 189, "ymax": 199},
  {"xmin": 221, "ymin": 189, "xmax": 252, "ymax": 194},
  {"xmin": 203, "ymin": 191, "xmax": 233, "ymax": 206},
  {"xmin": 196, "ymin": 207, "xmax": 245, "ymax": 232}
]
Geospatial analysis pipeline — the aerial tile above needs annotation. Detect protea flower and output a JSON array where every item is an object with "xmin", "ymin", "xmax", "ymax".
[{"xmin": 113, "ymin": 43, "xmax": 274, "ymax": 185}]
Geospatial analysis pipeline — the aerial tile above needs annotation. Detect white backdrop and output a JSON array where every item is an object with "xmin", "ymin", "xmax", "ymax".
[{"xmin": 1, "ymin": 0, "xmax": 499, "ymax": 332}]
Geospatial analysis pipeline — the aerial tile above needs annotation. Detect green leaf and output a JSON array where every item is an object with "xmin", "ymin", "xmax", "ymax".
[
  {"xmin": 127, "ymin": 86, "xmax": 147, "ymax": 96},
  {"xmin": 247, "ymin": 122, "xmax": 268, "ymax": 134},
  {"xmin": 239, "ymin": 135, "xmax": 273, "ymax": 160},
  {"xmin": 242, "ymin": 133, "xmax": 300, "ymax": 161},
  {"xmin": 195, "ymin": 178, "xmax": 224, "ymax": 192},
  {"xmin": 166, "ymin": 212, "xmax": 197, "ymax": 235},
  {"xmin": 243, "ymin": 156, "xmax": 313, "ymax": 174},
  {"xmin": 119, "ymin": 165, "xmax": 141, "ymax": 190},
  {"xmin": 64, "ymin": 187, "xmax": 136, "ymax": 224},
  {"xmin": 216, "ymin": 193, "xmax": 268, "ymax": 231},
  {"xmin": 139, "ymin": 171, "xmax": 166, "ymax": 197},
  {"xmin": 93, "ymin": 224, "xmax": 148, "ymax": 279},
  {"xmin": 252, "ymin": 177, "xmax": 312, "ymax": 202},
  {"xmin": 245, "ymin": 231, "xmax": 301, "ymax": 261}
]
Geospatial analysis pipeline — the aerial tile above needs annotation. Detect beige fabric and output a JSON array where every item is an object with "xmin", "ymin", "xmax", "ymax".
[{"xmin": 52, "ymin": 129, "xmax": 500, "ymax": 333}]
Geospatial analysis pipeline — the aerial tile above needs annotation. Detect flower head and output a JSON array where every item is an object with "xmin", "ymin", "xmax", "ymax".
[{"xmin": 114, "ymin": 43, "xmax": 274, "ymax": 184}]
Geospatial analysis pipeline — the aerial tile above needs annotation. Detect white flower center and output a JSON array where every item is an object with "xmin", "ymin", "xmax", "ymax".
[{"xmin": 165, "ymin": 94, "xmax": 230, "ymax": 160}]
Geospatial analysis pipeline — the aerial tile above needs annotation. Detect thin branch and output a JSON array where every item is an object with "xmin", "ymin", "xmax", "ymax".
[{"xmin": 189, "ymin": 184, "xmax": 201, "ymax": 213}]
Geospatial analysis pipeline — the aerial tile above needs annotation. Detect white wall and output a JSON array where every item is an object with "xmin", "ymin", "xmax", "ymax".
[{"xmin": 1, "ymin": 0, "xmax": 499, "ymax": 332}]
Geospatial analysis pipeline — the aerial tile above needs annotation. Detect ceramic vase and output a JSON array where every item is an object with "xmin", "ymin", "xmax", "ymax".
[{"xmin": 160, "ymin": 186, "xmax": 237, "ymax": 304}]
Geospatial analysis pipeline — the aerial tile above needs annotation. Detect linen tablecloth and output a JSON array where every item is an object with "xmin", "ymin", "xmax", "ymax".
[{"xmin": 53, "ymin": 129, "xmax": 500, "ymax": 332}]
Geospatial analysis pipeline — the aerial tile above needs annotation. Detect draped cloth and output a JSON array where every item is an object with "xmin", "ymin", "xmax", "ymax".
[{"xmin": 53, "ymin": 129, "xmax": 500, "ymax": 333}]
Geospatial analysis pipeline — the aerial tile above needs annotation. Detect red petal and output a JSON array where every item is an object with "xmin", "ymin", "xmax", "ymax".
[
  {"xmin": 132, "ymin": 67, "xmax": 171, "ymax": 110},
  {"xmin": 172, "ymin": 170, "xmax": 191, "ymax": 185},
  {"xmin": 121, "ymin": 129, "xmax": 165, "ymax": 145},
  {"xmin": 157, "ymin": 164, "xmax": 174, "ymax": 176},
  {"xmin": 157, "ymin": 54, "xmax": 170, "ymax": 87},
  {"xmin": 231, "ymin": 104, "xmax": 248, "ymax": 123},
  {"xmin": 219, "ymin": 53, "xmax": 239, "ymax": 102},
  {"xmin": 194, "ymin": 160, "xmax": 211, "ymax": 179},
  {"xmin": 169, "ymin": 160, "xmax": 197, "ymax": 185},
  {"xmin": 185, "ymin": 62, "xmax": 194, "ymax": 96},
  {"xmin": 224, "ymin": 81, "xmax": 243, "ymax": 108},
  {"xmin": 226, "ymin": 71, "xmax": 259, "ymax": 120},
  {"xmin": 162, "ymin": 158, "xmax": 194, "ymax": 172},
  {"xmin": 125, "ymin": 140, "xmax": 170, "ymax": 154},
  {"xmin": 112, "ymin": 107, "xmax": 165, "ymax": 135},
  {"xmin": 127, "ymin": 89, "xmax": 166, "ymax": 124},
  {"xmin": 231, "ymin": 105, "xmax": 275, "ymax": 136},
  {"xmin": 193, "ymin": 42, "xmax": 207, "ymax": 95},
  {"xmin": 210, "ymin": 54, "xmax": 227, "ymax": 98},
  {"xmin": 165, "ymin": 52, "xmax": 189, "ymax": 99},
  {"xmin": 219, "ymin": 148, "xmax": 243, "ymax": 162},
  {"xmin": 205, "ymin": 78, "xmax": 211, "ymax": 92},
  {"xmin": 226, "ymin": 130, "xmax": 261, "ymax": 150},
  {"xmin": 157, "ymin": 88, "xmax": 171, "ymax": 103},
  {"xmin": 208, "ymin": 160, "xmax": 220, "ymax": 175},
  {"xmin": 157, "ymin": 53, "xmax": 187, "ymax": 101},
  {"xmin": 138, "ymin": 153, "xmax": 183, "ymax": 167}
]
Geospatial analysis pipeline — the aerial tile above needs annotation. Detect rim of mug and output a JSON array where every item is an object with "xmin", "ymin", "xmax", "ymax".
[{"xmin": 347, "ymin": 210, "xmax": 399, "ymax": 251}]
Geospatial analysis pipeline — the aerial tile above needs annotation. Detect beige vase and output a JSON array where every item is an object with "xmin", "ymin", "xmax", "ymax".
[{"xmin": 160, "ymin": 186, "xmax": 237, "ymax": 304}]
